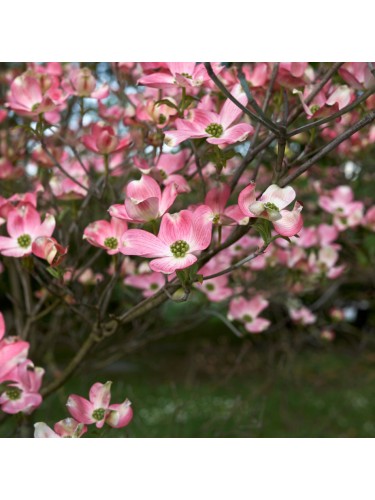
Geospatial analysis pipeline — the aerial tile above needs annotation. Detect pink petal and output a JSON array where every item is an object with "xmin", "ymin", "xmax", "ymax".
[
  {"xmin": 219, "ymin": 84, "xmax": 248, "ymax": 129},
  {"xmin": 260, "ymin": 184, "xmax": 296, "ymax": 210},
  {"xmin": 0, "ymin": 312, "xmax": 4, "ymax": 340},
  {"xmin": 34, "ymin": 422, "xmax": 60, "ymax": 438},
  {"xmin": 168, "ymin": 62, "xmax": 195, "ymax": 76},
  {"xmin": 159, "ymin": 182, "xmax": 178, "ymax": 215},
  {"xmin": 158, "ymin": 210, "xmax": 194, "ymax": 246},
  {"xmin": 108, "ymin": 204, "xmax": 130, "ymax": 220},
  {"xmin": 35, "ymin": 213, "xmax": 56, "ymax": 238},
  {"xmin": 91, "ymin": 83, "xmax": 110, "ymax": 100},
  {"xmin": 149, "ymin": 254, "xmax": 197, "ymax": 274},
  {"xmin": 245, "ymin": 317, "xmax": 270, "ymax": 333},
  {"xmin": 125, "ymin": 197, "xmax": 160, "ymax": 222},
  {"xmin": 138, "ymin": 72, "xmax": 176, "ymax": 89},
  {"xmin": 7, "ymin": 204, "xmax": 41, "ymax": 238},
  {"xmin": 207, "ymin": 122, "xmax": 254, "ymax": 145},
  {"xmin": 89, "ymin": 381, "xmax": 112, "ymax": 409},
  {"xmin": 107, "ymin": 399, "xmax": 133, "ymax": 428},
  {"xmin": 121, "ymin": 229, "xmax": 170, "ymax": 257},
  {"xmin": 66, "ymin": 394, "xmax": 95, "ymax": 424},
  {"xmin": 238, "ymin": 183, "xmax": 257, "ymax": 217},
  {"xmin": 126, "ymin": 175, "xmax": 161, "ymax": 202},
  {"xmin": 189, "ymin": 205, "xmax": 213, "ymax": 252},
  {"xmin": 273, "ymin": 202, "xmax": 303, "ymax": 237}
]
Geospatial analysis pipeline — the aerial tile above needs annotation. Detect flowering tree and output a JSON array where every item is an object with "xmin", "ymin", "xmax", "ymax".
[{"xmin": 0, "ymin": 62, "xmax": 374, "ymax": 437}]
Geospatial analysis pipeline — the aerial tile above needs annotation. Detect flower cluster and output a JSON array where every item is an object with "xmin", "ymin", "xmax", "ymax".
[{"xmin": 35, "ymin": 381, "xmax": 133, "ymax": 437}]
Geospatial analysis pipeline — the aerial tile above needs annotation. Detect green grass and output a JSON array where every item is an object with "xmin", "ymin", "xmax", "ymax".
[{"xmin": 3, "ymin": 350, "xmax": 371, "ymax": 438}]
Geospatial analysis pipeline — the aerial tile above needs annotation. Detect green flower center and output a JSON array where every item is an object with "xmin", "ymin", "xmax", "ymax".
[
  {"xmin": 159, "ymin": 169, "xmax": 167, "ymax": 180},
  {"xmin": 181, "ymin": 73, "xmax": 193, "ymax": 79},
  {"xmin": 104, "ymin": 237, "xmax": 118, "ymax": 250},
  {"xmin": 212, "ymin": 214, "xmax": 220, "ymax": 224},
  {"xmin": 17, "ymin": 234, "xmax": 32, "ymax": 248},
  {"xmin": 158, "ymin": 114, "xmax": 167, "ymax": 125},
  {"xmin": 205, "ymin": 123, "xmax": 223, "ymax": 138},
  {"xmin": 31, "ymin": 102, "xmax": 41, "ymax": 111},
  {"xmin": 170, "ymin": 239, "xmax": 190, "ymax": 258},
  {"xmin": 263, "ymin": 202, "xmax": 279, "ymax": 211},
  {"xmin": 205, "ymin": 283, "xmax": 215, "ymax": 291},
  {"xmin": 92, "ymin": 408, "xmax": 106, "ymax": 421},
  {"xmin": 150, "ymin": 283, "xmax": 159, "ymax": 290},
  {"xmin": 310, "ymin": 104, "xmax": 320, "ymax": 113},
  {"xmin": 6, "ymin": 388, "xmax": 22, "ymax": 400},
  {"xmin": 243, "ymin": 314, "xmax": 253, "ymax": 323}
]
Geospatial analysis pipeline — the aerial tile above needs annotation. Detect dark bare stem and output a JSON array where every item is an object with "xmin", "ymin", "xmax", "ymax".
[
  {"xmin": 287, "ymin": 85, "xmax": 375, "ymax": 138},
  {"xmin": 204, "ymin": 62, "xmax": 280, "ymax": 135},
  {"xmin": 281, "ymin": 110, "xmax": 375, "ymax": 186}
]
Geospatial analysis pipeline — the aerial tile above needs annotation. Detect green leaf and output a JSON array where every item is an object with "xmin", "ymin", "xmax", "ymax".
[
  {"xmin": 155, "ymin": 99, "xmax": 179, "ymax": 111},
  {"xmin": 46, "ymin": 266, "xmax": 64, "ymax": 279},
  {"xmin": 253, "ymin": 219, "xmax": 273, "ymax": 245}
]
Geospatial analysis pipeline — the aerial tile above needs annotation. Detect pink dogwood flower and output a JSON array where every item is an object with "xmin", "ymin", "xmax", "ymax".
[
  {"xmin": 238, "ymin": 183, "xmax": 303, "ymax": 237},
  {"xmin": 63, "ymin": 67, "xmax": 109, "ymax": 99},
  {"xmin": 121, "ymin": 206, "xmax": 213, "ymax": 274},
  {"xmin": 318, "ymin": 185, "xmax": 364, "ymax": 230},
  {"xmin": 32, "ymin": 236, "xmax": 68, "ymax": 266},
  {"xmin": 81, "ymin": 123, "xmax": 132, "ymax": 155},
  {"xmin": 228, "ymin": 296, "xmax": 270, "ymax": 333},
  {"xmin": 83, "ymin": 217, "xmax": 128, "ymax": 255},
  {"xmin": 138, "ymin": 62, "xmax": 221, "ymax": 89},
  {"xmin": 109, "ymin": 174, "xmax": 178, "ymax": 223},
  {"xmin": 0, "ymin": 312, "xmax": 29, "ymax": 382},
  {"xmin": 125, "ymin": 271, "xmax": 165, "ymax": 298},
  {"xmin": 289, "ymin": 306, "xmax": 316, "ymax": 325},
  {"xmin": 0, "ymin": 204, "xmax": 55, "ymax": 258},
  {"xmin": 66, "ymin": 381, "xmax": 133, "ymax": 430},
  {"xmin": 205, "ymin": 184, "xmax": 242, "ymax": 225},
  {"xmin": 66, "ymin": 381, "xmax": 113, "ymax": 429},
  {"xmin": 164, "ymin": 85, "xmax": 254, "ymax": 147},
  {"xmin": 0, "ymin": 360, "xmax": 44, "ymax": 414},
  {"xmin": 34, "ymin": 418, "xmax": 88, "ymax": 438},
  {"xmin": 6, "ymin": 73, "xmax": 62, "ymax": 118},
  {"xmin": 106, "ymin": 399, "xmax": 133, "ymax": 429}
]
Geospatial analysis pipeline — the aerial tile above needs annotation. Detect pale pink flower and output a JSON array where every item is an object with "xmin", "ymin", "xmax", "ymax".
[
  {"xmin": 66, "ymin": 381, "xmax": 113, "ymax": 429},
  {"xmin": 32, "ymin": 236, "xmax": 68, "ymax": 266},
  {"xmin": 197, "ymin": 261, "xmax": 232, "ymax": 302},
  {"xmin": 289, "ymin": 306, "xmax": 316, "ymax": 325},
  {"xmin": 318, "ymin": 185, "xmax": 364, "ymax": 230},
  {"xmin": 121, "ymin": 206, "xmax": 213, "ymax": 274},
  {"xmin": 238, "ymin": 183, "xmax": 303, "ymax": 237},
  {"xmin": 109, "ymin": 174, "xmax": 178, "ymax": 223},
  {"xmin": 338, "ymin": 63, "xmax": 375, "ymax": 90},
  {"xmin": 125, "ymin": 271, "xmax": 165, "ymax": 298},
  {"xmin": 83, "ymin": 217, "xmax": 128, "ymax": 255},
  {"xmin": 164, "ymin": 84, "xmax": 254, "ymax": 148},
  {"xmin": 81, "ymin": 123, "xmax": 132, "ymax": 155},
  {"xmin": 0, "ymin": 204, "xmax": 55, "ymax": 258},
  {"xmin": 0, "ymin": 312, "xmax": 29, "ymax": 382},
  {"xmin": 228, "ymin": 296, "xmax": 270, "ymax": 333},
  {"xmin": 204, "ymin": 184, "xmax": 242, "ymax": 226},
  {"xmin": 0, "ymin": 360, "xmax": 44, "ymax": 415},
  {"xmin": 308, "ymin": 246, "xmax": 345, "ymax": 279},
  {"xmin": 154, "ymin": 151, "xmax": 191, "ymax": 193},
  {"xmin": 34, "ymin": 418, "xmax": 88, "ymax": 438},
  {"xmin": 138, "ymin": 62, "xmax": 221, "ymax": 89},
  {"xmin": 6, "ymin": 73, "xmax": 63, "ymax": 118},
  {"xmin": 106, "ymin": 399, "xmax": 133, "ymax": 429},
  {"xmin": 66, "ymin": 381, "xmax": 133, "ymax": 430},
  {"xmin": 63, "ymin": 67, "xmax": 109, "ymax": 99}
]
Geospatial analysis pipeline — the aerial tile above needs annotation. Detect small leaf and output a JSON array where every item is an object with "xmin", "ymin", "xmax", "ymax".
[
  {"xmin": 253, "ymin": 219, "xmax": 273, "ymax": 244},
  {"xmin": 155, "ymin": 99, "xmax": 179, "ymax": 111}
]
